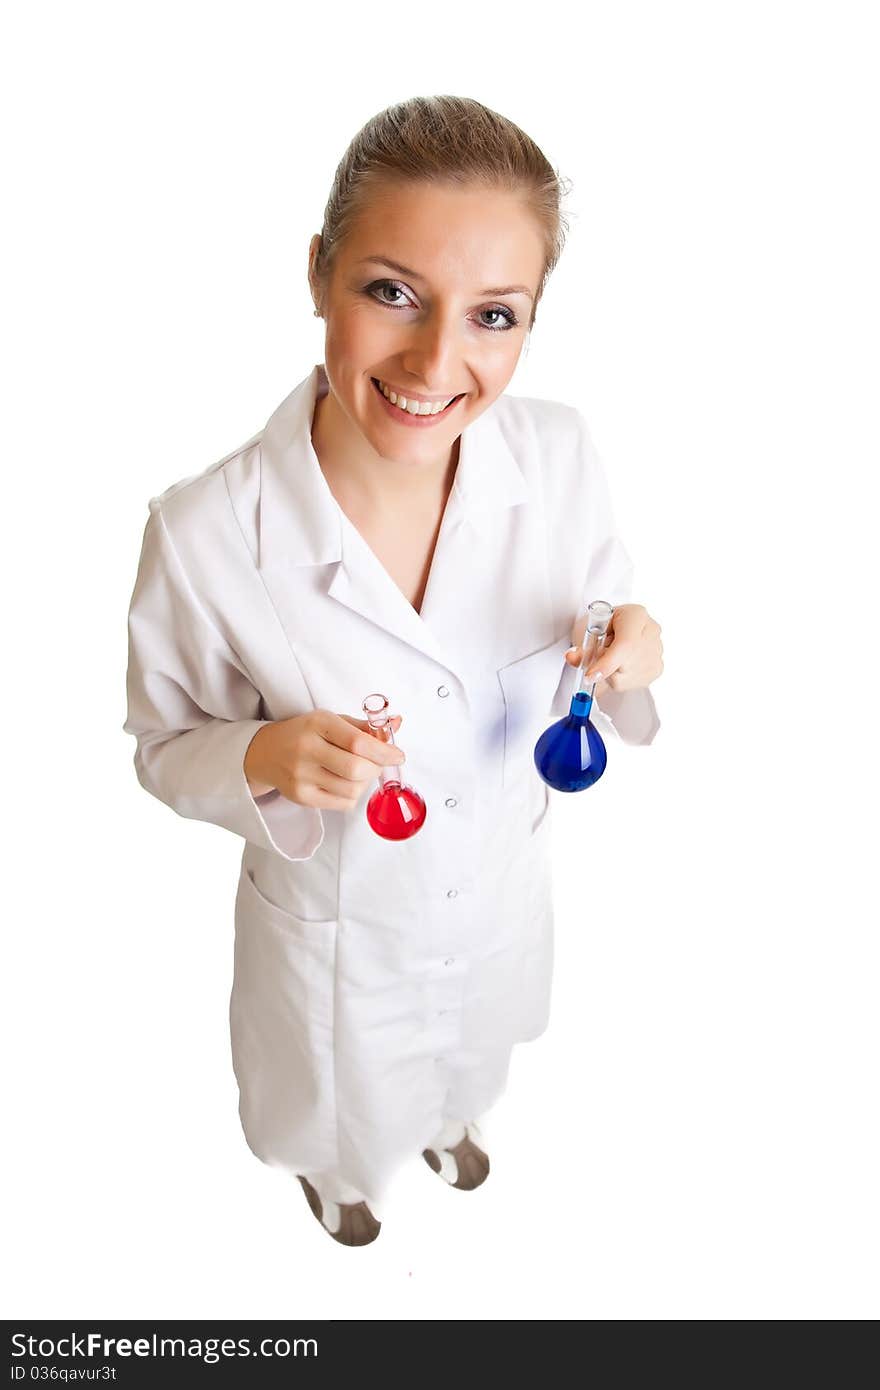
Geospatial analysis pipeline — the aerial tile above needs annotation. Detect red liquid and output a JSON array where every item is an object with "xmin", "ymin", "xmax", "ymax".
[{"xmin": 366, "ymin": 782, "xmax": 427, "ymax": 840}]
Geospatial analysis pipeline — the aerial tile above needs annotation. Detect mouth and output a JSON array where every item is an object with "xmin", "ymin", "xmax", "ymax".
[{"xmin": 370, "ymin": 377, "xmax": 465, "ymax": 422}]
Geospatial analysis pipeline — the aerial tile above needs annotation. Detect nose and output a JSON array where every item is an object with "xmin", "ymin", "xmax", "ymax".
[{"xmin": 399, "ymin": 305, "xmax": 463, "ymax": 391}]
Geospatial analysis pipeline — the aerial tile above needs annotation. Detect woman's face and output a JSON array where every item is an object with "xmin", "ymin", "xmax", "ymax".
[{"xmin": 309, "ymin": 181, "xmax": 545, "ymax": 466}]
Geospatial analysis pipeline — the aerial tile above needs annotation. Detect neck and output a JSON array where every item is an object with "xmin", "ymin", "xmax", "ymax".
[{"xmin": 311, "ymin": 388, "xmax": 459, "ymax": 514}]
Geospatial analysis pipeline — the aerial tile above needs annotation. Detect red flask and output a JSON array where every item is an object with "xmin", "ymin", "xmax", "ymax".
[{"xmin": 362, "ymin": 693, "xmax": 427, "ymax": 841}]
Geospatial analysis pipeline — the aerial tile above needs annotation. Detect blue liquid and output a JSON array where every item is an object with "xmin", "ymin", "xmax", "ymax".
[{"xmin": 533, "ymin": 691, "xmax": 608, "ymax": 792}]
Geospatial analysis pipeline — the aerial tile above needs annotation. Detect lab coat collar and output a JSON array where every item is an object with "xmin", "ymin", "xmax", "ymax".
[{"xmin": 257, "ymin": 363, "xmax": 529, "ymax": 572}]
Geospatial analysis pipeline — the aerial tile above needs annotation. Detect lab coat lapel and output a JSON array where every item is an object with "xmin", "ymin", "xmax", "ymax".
[
  {"xmin": 413, "ymin": 403, "xmax": 530, "ymax": 662},
  {"xmin": 256, "ymin": 364, "xmax": 529, "ymax": 681}
]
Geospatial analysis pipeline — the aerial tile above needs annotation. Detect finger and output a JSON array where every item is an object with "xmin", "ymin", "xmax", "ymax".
[
  {"xmin": 565, "ymin": 639, "xmax": 593, "ymax": 664},
  {"xmin": 585, "ymin": 637, "xmax": 634, "ymax": 682},
  {"xmin": 332, "ymin": 713, "xmax": 405, "ymax": 764},
  {"xmin": 565, "ymin": 633, "xmax": 619, "ymax": 680},
  {"xmin": 565, "ymin": 643, "xmax": 601, "ymax": 666},
  {"xmin": 291, "ymin": 782, "xmax": 364, "ymax": 812},
  {"xmin": 338, "ymin": 713, "xmax": 403, "ymax": 737},
  {"xmin": 312, "ymin": 766, "xmax": 371, "ymax": 800},
  {"xmin": 314, "ymin": 741, "xmax": 372, "ymax": 784},
  {"xmin": 336, "ymin": 717, "xmax": 405, "ymax": 761}
]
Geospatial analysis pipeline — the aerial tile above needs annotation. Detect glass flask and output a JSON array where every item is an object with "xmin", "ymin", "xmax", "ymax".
[
  {"xmin": 533, "ymin": 600, "xmax": 613, "ymax": 792},
  {"xmin": 362, "ymin": 693, "xmax": 427, "ymax": 840}
]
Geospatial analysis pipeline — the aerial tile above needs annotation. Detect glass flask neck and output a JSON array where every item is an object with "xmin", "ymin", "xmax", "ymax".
[
  {"xmin": 362, "ymin": 693, "xmax": 402, "ymax": 788},
  {"xmin": 379, "ymin": 731, "xmax": 402, "ymax": 788},
  {"xmin": 569, "ymin": 687, "xmax": 594, "ymax": 722},
  {"xmin": 574, "ymin": 600, "xmax": 612, "ymax": 714}
]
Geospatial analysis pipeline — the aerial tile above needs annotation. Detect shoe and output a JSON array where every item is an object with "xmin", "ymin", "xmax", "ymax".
[
  {"xmin": 297, "ymin": 1175, "xmax": 381, "ymax": 1246},
  {"xmin": 422, "ymin": 1120, "xmax": 490, "ymax": 1191}
]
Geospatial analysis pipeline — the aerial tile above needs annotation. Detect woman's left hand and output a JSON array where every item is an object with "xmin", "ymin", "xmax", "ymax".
[{"xmin": 565, "ymin": 603, "xmax": 663, "ymax": 696}]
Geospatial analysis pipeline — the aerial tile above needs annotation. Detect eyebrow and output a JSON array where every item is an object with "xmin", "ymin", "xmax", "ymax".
[{"xmin": 355, "ymin": 256, "xmax": 534, "ymax": 301}]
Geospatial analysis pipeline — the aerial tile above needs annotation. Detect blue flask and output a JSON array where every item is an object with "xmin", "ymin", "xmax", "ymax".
[{"xmin": 534, "ymin": 600, "xmax": 612, "ymax": 792}]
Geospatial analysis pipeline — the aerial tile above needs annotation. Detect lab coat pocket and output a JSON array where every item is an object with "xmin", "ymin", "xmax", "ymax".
[
  {"xmin": 497, "ymin": 636, "xmax": 570, "ymax": 790},
  {"xmin": 230, "ymin": 866, "xmax": 339, "ymax": 1173}
]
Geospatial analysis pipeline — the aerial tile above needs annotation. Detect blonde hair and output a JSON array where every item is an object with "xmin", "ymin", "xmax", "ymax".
[{"xmin": 310, "ymin": 95, "xmax": 573, "ymax": 332}]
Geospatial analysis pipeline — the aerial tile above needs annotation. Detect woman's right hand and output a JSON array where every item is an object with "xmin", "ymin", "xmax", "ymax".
[{"xmin": 243, "ymin": 711, "xmax": 405, "ymax": 812}]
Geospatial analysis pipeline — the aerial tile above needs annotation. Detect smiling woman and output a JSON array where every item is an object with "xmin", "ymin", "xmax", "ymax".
[
  {"xmin": 123, "ymin": 94, "xmax": 662, "ymax": 1252},
  {"xmin": 307, "ymin": 177, "xmax": 556, "ymax": 502},
  {"xmin": 305, "ymin": 96, "xmax": 573, "ymax": 525}
]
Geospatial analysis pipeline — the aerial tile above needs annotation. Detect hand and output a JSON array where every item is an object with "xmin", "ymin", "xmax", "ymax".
[
  {"xmin": 244, "ymin": 710, "xmax": 405, "ymax": 812},
  {"xmin": 564, "ymin": 603, "xmax": 663, "ymax": 695}
]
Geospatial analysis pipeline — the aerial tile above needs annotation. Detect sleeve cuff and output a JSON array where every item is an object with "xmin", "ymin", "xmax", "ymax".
[
  {"xmin": 237, "ymin": 722, "xmax": 326, "ymax": 861},
  {"xmin": 156, "ymin": 717, "xmax": 325, "ymax": 861},
  {"xmin": 592, "ymin": 686, "xmax": 661, "ymax": 746}
]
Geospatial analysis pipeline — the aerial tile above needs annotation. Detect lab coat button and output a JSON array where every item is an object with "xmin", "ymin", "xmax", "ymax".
[
  {"xmin": 437, "ymin": 685, "xmax": 450, "ymax": 698},
  {"xmin": 446, "ymin": 889, "xmax": 458, "ymax": 898},
  {"xmin": 444, "ymin": 957, "xmax": 455, "ymax": 966},
  {"xmin": 444, "ymin": 797, "xmax": 458, "ymax": 809}
]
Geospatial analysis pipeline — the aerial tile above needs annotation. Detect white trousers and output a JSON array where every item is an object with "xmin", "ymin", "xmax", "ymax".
[{"xmin": 301, "ymin": 1045, "xmax": 513, "ymax": 1208}]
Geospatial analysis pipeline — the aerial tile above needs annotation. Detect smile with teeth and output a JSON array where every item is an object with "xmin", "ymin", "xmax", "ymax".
[{"xmin": 373, "ymin": 378, "xmax": 462, "ymax": 416}]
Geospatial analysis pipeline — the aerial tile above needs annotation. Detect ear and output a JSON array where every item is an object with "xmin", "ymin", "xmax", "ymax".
[{"xmin": 307, "ymin": 233, "xmax": 323, "ymax": 306}]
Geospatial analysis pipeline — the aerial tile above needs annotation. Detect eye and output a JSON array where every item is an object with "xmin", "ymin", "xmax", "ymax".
[
  {"xmin": 365, "ymin": 280, "xmax": 520, "ymax": 332},
  {"xmin": 478, "ymin": 306, "xmax": 519, "ymax": 332},
  {"xmin": 366, "ymin": 279, "xmax": 414, "ymax": 309}
]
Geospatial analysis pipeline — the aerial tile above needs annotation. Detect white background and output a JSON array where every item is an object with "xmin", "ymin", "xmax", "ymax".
[{"xmin": 2, "ymin": 0, "xmax": 877, "ymax": 1320}]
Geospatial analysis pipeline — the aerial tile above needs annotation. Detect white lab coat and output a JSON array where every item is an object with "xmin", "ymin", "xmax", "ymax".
[{"xmin": 123, "ymin": 363, "xmax": 659, "ymax": 1205}]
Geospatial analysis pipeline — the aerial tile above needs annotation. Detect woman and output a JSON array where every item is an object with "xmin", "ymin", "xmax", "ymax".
[{"xmin": 123, "ymin": 95, "xmax": 663, "ymax": 1247}]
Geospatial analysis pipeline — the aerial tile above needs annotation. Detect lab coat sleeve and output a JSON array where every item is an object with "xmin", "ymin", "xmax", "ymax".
[
  {"xmin": 122, "ymin": 501, "xmax": 324, "ymax": 861},
  {"xmin": 550, "ymin": 410, "xmax": 661, "ymax": 746}
]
